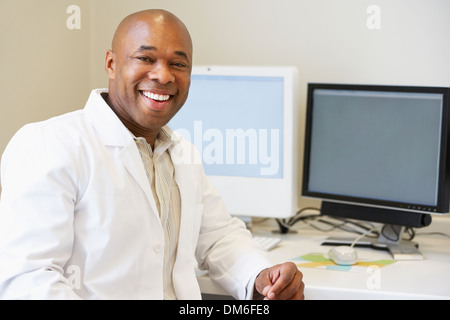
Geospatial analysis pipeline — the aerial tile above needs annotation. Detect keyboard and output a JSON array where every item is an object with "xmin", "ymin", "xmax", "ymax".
[{"xmin": 253, "ymin": 236, "xmax": 282, "ymax": 251}]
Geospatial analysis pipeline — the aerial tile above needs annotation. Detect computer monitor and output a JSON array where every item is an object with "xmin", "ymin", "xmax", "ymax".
[
  {"xmin": 302, "ymin": 83, "xmax": 450, "ymax": 259},
  {"xmin": 169, "ymin": 66, "xmax": 299, "ymax": 219}
]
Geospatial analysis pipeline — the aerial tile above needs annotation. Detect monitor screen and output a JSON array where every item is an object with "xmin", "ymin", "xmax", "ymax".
[
  {"xmin": 169, "ymin": 66, "xmax": 299, "ymax": 218},
  {"xmin": 302, "ymin": 84, "xmax": 450, "ymax": 226},
  {"xmin": 172, "ymin": 73, "xmax": 284, "ymax": 178}
]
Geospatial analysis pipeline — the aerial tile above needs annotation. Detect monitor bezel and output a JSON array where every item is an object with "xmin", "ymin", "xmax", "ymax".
[{"xmin": 302, "ymin": 83, "xmax": 450, "ymax": 215}]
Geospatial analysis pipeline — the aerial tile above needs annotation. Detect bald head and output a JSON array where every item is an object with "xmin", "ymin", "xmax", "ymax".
[{"xmin": 111, "ymin": 9, "xmax": 192, "ymax": 54}]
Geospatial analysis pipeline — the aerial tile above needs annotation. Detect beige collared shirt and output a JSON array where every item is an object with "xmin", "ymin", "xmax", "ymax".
[{"xmin": 133, "ymin": 127, "xmax": 181, "ymax": 300}]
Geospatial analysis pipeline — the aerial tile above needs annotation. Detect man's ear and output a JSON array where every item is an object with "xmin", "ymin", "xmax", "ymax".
[{"xmin": 105, "ymin": 50, "xmax": 115, "ymax": 79}]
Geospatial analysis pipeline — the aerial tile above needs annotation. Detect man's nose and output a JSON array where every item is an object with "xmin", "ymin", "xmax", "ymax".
[{"xmin": 148, "ymin": 62, "xmax": 175, "ymax": 84}]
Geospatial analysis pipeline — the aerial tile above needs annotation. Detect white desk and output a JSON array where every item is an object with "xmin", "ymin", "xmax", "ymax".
[{"xmin": 197, "ymin": 216, "xmax": 450, "ymax": 300}]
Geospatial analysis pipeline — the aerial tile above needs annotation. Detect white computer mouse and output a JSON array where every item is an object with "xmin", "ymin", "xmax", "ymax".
[{"xmin": 328, "ymin": 246, "xmax": 358, "ymax": 266}]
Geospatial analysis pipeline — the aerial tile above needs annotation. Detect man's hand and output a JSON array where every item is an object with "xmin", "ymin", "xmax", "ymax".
[{"xmin": 254, "ymin": 262, "xmax": 305, "ymax": 300}]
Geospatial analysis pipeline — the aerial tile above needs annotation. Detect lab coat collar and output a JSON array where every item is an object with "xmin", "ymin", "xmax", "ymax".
[
  {"xmin": 84, "ymin": 89, "xmax": 180, "ymax": 149},
  {"xmin": 84, "ymin": 88, "xmax": 135, "ymax": 147}
]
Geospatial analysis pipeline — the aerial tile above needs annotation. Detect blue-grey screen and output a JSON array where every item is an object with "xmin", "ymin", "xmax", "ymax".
[
  {"xmin": 308, "ymin": 89, "xmax": 444, "ymax": 206},
  {"xmin": 169, "ymin": 74, "xmax": 284, "ymax": 178}
]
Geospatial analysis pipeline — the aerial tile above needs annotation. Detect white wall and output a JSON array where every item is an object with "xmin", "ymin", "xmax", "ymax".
[{"xmin": 1, "ymin": 0, "xmax": 450, "ymax": 209}]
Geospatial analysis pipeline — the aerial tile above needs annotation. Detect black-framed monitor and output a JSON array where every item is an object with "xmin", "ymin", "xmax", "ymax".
[{"xmin": 302, "ymin": 83, "xmax": 450, "ymax": 259}]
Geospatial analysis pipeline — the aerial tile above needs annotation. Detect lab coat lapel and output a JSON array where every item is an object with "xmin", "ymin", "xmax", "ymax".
[
  {"xmin": 169, "ymin": 136, "xmax": 203, "ymax": 232},
  {"xmin": 171, "ymin": 145, "xmax": 196, "ymax": 237},
  {"xmin": 170, "ymin": 141, "xmax": 203, "ymax": 299},
  {"xmin": 118, "ymin": 143, "xmax": 160, "ymax": 218},
  {"xmin": 84, "ymin": 89, "xmax": 160, "ymax": 218}
]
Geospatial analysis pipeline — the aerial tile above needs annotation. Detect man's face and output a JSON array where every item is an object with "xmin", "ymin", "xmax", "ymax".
[{"xmin": 105, "ymin": 17, "xmax": 192, "ymax": 137}]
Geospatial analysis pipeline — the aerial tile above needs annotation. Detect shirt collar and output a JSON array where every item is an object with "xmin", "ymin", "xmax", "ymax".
[{"xmin": 131, "ymin": 126, "xmax": 175, "ymax": 156}]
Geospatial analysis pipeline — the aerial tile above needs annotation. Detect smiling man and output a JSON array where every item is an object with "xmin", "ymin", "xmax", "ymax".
[{"xmin": 0, "ymin": 9, "xmax": 304, "ymax": 300}]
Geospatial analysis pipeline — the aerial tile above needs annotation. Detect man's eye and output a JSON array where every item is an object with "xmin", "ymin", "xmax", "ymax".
[
  {"xmin": 173, "ymin": 62, "xmax": 187, "ymax": 68},
  {"xmin": 137, "ymin": 57, "xmax": 152, "ymax": 63}
]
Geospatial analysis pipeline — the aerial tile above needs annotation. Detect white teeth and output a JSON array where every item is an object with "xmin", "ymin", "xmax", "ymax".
[{"xmin": 142, "ymin": 91, "xmax": 170, "ymax": 101}]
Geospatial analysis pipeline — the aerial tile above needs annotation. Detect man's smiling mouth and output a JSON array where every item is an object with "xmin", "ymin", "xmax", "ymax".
[{"xmin": 141, "ymin": 90, "xmax": 171, "ymax": 102}]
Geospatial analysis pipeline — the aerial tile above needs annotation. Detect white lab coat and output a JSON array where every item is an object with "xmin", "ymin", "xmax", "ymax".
[{"xmin": 0, "ymin": 89, "xmax": 271, "ymax": 300}]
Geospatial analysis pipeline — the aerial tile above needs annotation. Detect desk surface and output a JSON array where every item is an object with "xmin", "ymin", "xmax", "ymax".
[{"xmin": 197, "ymin": 215, "xmax": 450, "ymax": 300}]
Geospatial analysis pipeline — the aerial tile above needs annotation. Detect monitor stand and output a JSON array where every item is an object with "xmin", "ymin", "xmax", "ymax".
[{"xmin": 321, "ymin": 224, "xmax": 424, "ymax": 261}]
